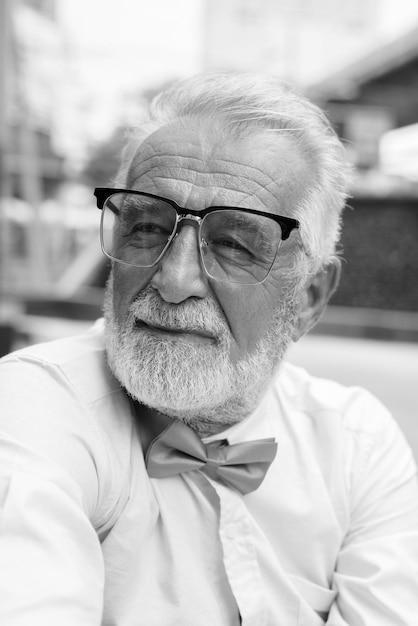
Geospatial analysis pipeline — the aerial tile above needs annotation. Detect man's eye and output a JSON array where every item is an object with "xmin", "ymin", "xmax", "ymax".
[
  {"xmin": 211, "ymin": 236, "xmax": 255, "ymax": 260},
  {"xmin": 217, "ymin": 237, "xmax": 248, "ymax": 251},
  {"xmin": 131, "ymin": 222, "xmax": 163, "ymax": 234}
]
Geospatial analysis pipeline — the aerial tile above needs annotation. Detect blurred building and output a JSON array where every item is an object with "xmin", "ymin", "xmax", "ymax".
[
  {"xmin": 307, "ymin": 24, "xmax": 418, "ymax": 175},
  {"xmin": 0, "ymin": 0, "xmax": 97, "ymax": 298},
  {"xmin": 304, "ymin": 25, "xmax": 418, "ymax": 319},
  {"xmin": 204, "ymin": 0, "xmax": 378, "ymax": 85},
  {"xmin": 2, "ymin": 0, "xmax": 64, "ymax": 199}
]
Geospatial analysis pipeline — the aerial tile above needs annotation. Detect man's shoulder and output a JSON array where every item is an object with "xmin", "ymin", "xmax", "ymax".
[
  {"xmin": 1, "ymin": 319, "xmax": 120, "ymax": 405},
  {"xmin": 0, "ymin": 320, "xmax": 134, "ymax": 528},
  {"xmin": 274, "ymin": 362, "xmax": 411, "ymax": 500},
  {"xmin": 277, "ymin": 361, "xmax": 393, "ymax": 437}
]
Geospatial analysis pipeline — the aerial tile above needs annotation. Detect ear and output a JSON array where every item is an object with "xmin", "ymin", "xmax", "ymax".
[{"xmin": 292, "ymin": 257, "xmax": 341, "ymax": 341}]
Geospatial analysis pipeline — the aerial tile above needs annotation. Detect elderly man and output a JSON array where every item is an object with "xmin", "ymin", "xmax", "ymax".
[{"xmin": 1, "ymin": 74, "xmax": 417, "ymax": 625}]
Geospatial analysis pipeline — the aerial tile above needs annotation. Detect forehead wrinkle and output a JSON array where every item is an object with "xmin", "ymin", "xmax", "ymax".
[
  {"xmin": 129, "ymin": 152, "xmax": 272, "ymax": 185},
  {"xmin": 139, "ymin": 173, "xmax": 259, "ymax": 204},
  {"xmin": 129, "ymin": 153, "xmax": 289, "ymax": 202},
  {"xmin": 130, "ymin": 146, "xmax": 281, "ymax": 182},
  {"xmin": 132, "ymin": 169, "xmax": 285, "ymax": 211}
]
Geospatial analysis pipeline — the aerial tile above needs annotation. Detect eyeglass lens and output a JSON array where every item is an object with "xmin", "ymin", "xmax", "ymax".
[{"xmin": 101, "ymin": 192, "xmax": 283, "ymax": 284}]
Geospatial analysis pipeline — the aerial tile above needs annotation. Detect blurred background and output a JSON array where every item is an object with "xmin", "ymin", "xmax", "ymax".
[{"xmin": 0, "ymin": 0, "xmax": 417, "ymax": 453}]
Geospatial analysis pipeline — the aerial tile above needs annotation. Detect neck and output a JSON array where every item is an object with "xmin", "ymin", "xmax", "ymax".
[{"xmin": 131, "ymin": 399, "xmax": 236, "ymax": 447}]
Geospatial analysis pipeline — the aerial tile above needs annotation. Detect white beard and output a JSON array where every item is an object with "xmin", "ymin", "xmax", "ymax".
[{"xmin": 103, "ymin": 277, "xmax": 300, "ymax": 435}]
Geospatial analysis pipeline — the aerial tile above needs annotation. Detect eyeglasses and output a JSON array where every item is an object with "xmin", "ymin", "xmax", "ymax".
[{"xmin": 94, "ymin": 188, "xmax": 300, "ymax": 285}]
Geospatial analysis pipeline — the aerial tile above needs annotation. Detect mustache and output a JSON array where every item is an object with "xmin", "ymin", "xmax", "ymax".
[{"xmin": 128, "ymin": 286, "xmax": 230, "ymax": 339}]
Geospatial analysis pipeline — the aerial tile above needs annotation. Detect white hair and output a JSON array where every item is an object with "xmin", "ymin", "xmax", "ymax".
[{"xmin": 114, "ymin": 73, "xmax": 353, "ymax": 271}]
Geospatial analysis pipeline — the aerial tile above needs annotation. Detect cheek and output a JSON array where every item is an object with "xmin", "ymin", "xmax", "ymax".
[
  {"xmin": 213, "ymin": 283, "xmax": 279, "ymax": 357},
  {"xmin": 111, "ymin": 265, "xmax": 154, "ymax": 324},
  {"xmin": 236, "ymin": 302, "xmax": 277, "ymax": 353}
]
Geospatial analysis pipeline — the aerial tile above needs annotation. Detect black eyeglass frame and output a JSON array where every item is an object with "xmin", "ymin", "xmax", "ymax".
[
  {"xmin": 94, "ymin": 187, "xmax": 301, "ymax": 282},
  {"xmin": 95, "ymin": 188, "xmax": 300, "ymax": 236}
]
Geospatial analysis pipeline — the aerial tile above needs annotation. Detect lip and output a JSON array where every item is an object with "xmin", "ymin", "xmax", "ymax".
[{"xmin": 135, "ymin": 320, "xmax": 217, "ymax": 344}]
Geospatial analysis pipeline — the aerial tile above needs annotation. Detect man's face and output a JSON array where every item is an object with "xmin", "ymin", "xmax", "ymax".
[{"xmin": 104, "ymin": 120, "xmax": 311, "ymax": 433}]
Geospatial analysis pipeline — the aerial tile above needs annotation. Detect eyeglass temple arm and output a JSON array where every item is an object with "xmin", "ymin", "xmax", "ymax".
[
  {"xmin": 101, "ymin": 198, "xmax": 120, "ymax": 217},
  {"xmin": 280, "ymin": 219, "xmax": 299, "ymax": 241}
]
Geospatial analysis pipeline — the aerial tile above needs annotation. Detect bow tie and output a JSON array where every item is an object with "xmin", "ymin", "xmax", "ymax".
[{"xmin": 145, "ymin": 420, "xmax": 277, "ymax": 495}]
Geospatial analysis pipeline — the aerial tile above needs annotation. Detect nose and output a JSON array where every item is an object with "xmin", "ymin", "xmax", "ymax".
[{"xmin": 150, "ymin": 224, "xmax": 210, "ymax": 303}]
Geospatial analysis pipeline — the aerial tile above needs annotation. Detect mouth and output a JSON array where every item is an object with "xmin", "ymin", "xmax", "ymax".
[{"xmin": 134, "ymin": 320, "xmax": 217, "ymax": 344}]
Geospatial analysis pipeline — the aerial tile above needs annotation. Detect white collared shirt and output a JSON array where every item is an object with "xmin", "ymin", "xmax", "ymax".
[{"xmin": 0, "ymin": 320, "xmax": 417, "ymax": 625}]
